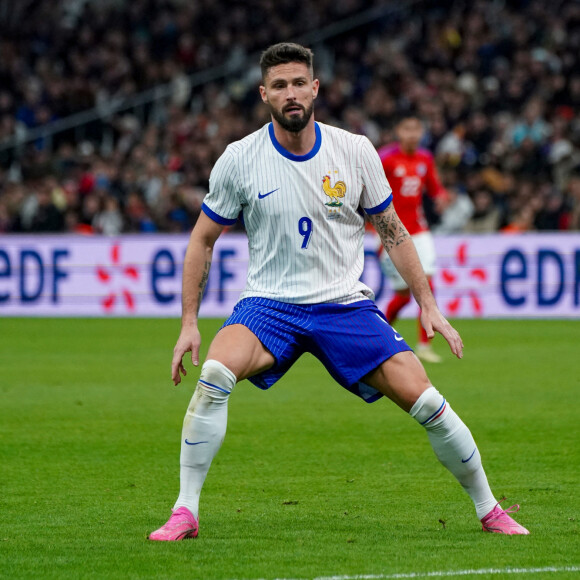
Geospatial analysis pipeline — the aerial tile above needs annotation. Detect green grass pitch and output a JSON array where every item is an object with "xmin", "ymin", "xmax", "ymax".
[{"xmin": 0, "ymin": 317, "xmax": 579, "ymax": 580}]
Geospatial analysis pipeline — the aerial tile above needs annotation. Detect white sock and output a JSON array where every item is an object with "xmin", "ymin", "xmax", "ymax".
[
  {"xmin": 410, "ymin": 386, "xmax": 497, "ymax": 519},
  {"xmin": 173, "ymin": 359, "xmax": 236, "ymax": 519}
]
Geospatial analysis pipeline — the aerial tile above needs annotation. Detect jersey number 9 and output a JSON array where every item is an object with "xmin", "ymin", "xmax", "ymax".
[{"xmin": 298, "ymin": 217, "xmax": 312, "ymax": 249}]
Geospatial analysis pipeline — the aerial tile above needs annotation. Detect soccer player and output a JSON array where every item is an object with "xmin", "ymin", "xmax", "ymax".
[
  {"xmin": 148, "ymin": 43, "xmax": 529, "ymax": 540},
  {"xmin": 377, "ymin": 113, "xmax": 448, "ymax": 363}
]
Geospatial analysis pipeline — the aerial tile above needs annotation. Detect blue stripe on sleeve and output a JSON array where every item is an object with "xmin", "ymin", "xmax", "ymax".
[
  {"xmin": 202, "ymin": 203, "xmax": 238, "ymax": 225},
  {"xmin": 364, "ymin": 194, "xmax": 393, "ymax": 215}
]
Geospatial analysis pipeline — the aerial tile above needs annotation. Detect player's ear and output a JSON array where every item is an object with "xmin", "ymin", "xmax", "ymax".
[
  {"xmin": 312, "ymin": 78, "xmax": 319, "ymax": 100},
  {"xmin": 259, "ymin": 84, "xmax": 268, "ymax": 103}
]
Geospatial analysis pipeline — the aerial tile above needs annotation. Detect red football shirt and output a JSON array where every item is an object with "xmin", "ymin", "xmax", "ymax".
[{"xmin": 377, "ymin": 144, "xmax": 447, "ymax": 235}]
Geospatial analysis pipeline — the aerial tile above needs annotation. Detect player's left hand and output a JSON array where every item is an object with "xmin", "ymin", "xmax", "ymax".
[{"xmin": 420, "ymin": 306, "xmax": 463, "ymax": 359}]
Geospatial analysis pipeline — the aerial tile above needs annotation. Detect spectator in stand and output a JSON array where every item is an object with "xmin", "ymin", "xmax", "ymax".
[
  {"xmin": 501, "ymin": 205, "xmax": 536, "ymax": 234},
  {"xmin": 93, "ymin": 195, "xmax": 124, "ymax": 236},
  {"xmin": 534, "ymin": 189, "xmax": 570, "ymax": 231},
  {"xmin": 78, "ymin": 194, "xmax": 100, "ymax": 233},
  {"xmin": 28, "ymin": 183, "xmax": 64, "ymax": 232},
  {"xmin": 432, "ymin": 187, "xmax": 474, "ymax": 234},
  {"xmin": 511, "ymin": 98, "xmax": 551, "ymax": 149},
  {"xmin": 0, "ymin": 200, "xmax": 12, "ymax": 232},
  {"xmin": 464, "ymin": 189, "xmax": 503, "ymax": 234},
  {"xmin": 566, "ymin": 173, "xmax": 580, "ymax": 230},
  {"xmin": 1, "ymin": 0, "xmax": 580, "ymax": 233}
]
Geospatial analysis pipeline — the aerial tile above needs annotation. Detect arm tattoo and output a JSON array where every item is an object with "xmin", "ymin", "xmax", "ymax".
[
  {"xmin": 370, "ymin": 205, "xmax": 410, "ymax": 253},
  {"xmin": 196, "ymin": 259, "xmax": 211, "ymax": 312}
]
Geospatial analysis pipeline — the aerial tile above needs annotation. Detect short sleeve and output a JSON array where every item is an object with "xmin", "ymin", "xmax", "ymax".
[
  {"xmin": 202, "ymin": 148, "xmax": 243, "ymax": 225},
  {"xmin": 359, "ymin": 137, "xmax": 393, "ymax": 215}
]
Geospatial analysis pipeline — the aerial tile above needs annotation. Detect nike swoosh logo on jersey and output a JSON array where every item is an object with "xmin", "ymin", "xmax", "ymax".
[
  {"xmin": 258, "ymin": 188, "xmax": 280, "ymax": 199},
  {"xmin": 184, "ymin": 440, "xmax": 209, "ymax": 446},
  {"xmin": 461, "ymin": 448, "xmax": 477, "ymax": 463}
]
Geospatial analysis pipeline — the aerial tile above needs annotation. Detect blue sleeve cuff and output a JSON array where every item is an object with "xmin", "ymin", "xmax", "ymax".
[
  {"xmin": 202, "ymin": 203, "xmax": 238, "ymax": 226},
  {"xmin": 364, "ymin": 194, "xmax": 392, "ymax": 215}
]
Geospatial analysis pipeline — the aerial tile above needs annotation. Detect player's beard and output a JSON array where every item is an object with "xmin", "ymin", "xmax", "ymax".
[{"xmin": 270, "ymin": 101, "xmax": 314, "ymax": 133}]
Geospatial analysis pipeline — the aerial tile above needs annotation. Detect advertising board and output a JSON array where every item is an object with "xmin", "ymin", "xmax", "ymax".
[{"xmin": 1, "ymin": 233, "xmax": 579, "ymax": 318}]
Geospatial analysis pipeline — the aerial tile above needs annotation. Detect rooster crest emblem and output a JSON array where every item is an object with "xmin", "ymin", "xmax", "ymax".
[{"xmin": 322, "ymin": 174, "xmax": 346, "ymax": 207}]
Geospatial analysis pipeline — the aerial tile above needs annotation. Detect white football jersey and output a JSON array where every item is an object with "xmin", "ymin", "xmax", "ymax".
[{"xmin": 202, "ymin": 122, "xmax": 392, "ymax": 304}]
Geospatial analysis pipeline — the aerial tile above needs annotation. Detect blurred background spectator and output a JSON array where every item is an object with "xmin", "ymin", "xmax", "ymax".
[
  {"xmin": 432, "ymin": 187, "xmax": 474, "ymax": 234},
  {"xmin": 463, "ymin": 188, "xmax": 503, "ymax": 233},
  {"xmin": 1, "ymin": 0, "xmax": 580, "ymax": 234}
]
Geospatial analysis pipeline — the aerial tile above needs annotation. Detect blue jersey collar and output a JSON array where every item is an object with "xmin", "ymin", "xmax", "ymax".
[{"xmin": 268, "ymin": 122, "xmax": 322, "ymax": 162}]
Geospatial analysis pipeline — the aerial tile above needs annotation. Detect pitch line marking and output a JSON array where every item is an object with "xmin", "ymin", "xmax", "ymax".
[
  {"xmin": 315, "ymin": 566, "xmax": 580, "ymax": 579},
  {"xmin": 247, "ymin": 565, "xmax": 580, "ymax": 580}
]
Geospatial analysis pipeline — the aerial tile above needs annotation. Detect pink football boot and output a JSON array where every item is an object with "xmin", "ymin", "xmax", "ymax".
[
  {"xmin": 481, "ymin": 501, "xmax": 529, "ymax": 535},
  {"xmin": 148, "ymin": 507, "xmax": 199, "ymax": 541}
]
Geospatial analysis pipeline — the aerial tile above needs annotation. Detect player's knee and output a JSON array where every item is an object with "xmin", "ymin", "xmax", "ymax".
[
  {"xmin": 201, "ymin": 359, "xmax": 237, "ymax": 386},
  {"xmin": 186, "ymin": 360, "xmax": 236, "ymax": 414},
  {"xmin": 409, "ymin": 385, "xmax": 446, "ymax": 426},
  {"xmin": 198, "ymin": 359, "xmax": 236, "ymax": 399}
]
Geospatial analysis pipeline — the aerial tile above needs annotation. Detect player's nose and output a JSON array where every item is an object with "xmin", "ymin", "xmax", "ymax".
[{"xmin": 285, "ymin": 85, "xmax": 297, "ymax": 100}]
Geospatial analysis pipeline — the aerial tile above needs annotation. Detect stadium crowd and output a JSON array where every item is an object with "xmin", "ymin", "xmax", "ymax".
[{"xmin": 1, "ymin": 0, "xmax": 580, "ymax": 234}]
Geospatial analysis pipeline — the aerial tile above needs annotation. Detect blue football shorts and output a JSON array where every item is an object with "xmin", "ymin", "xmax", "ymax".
[{"xmin": 221, "ymin": 297, "xmax": 412, "ymax": 403}]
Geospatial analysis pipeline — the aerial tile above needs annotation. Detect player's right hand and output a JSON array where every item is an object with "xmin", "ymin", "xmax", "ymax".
[
  {"xmin": 171, "ymin": 326, "xmax": 202, "ymax": 386},
  {"xmin": 421, "ymin": 306, "xmax": 464, "ymax": 359}
]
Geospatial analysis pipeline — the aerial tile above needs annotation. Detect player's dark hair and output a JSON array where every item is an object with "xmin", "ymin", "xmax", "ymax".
[
  {"xmin": 260, "ymin": 43, "xmax": 314, "ymax": 80},
  {"xmin": 395, "ymin": 109, "xmax": 422, "ymax": 125}
]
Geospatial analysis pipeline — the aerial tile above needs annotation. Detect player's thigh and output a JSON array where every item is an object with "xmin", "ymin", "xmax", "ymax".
[
  {"xmin": 363, "ymin": 351, "xmax": 431, "ymax": 412},
  {"xmin": 207, "ymin": 324, "xmax": 275, "ymax": 381}
]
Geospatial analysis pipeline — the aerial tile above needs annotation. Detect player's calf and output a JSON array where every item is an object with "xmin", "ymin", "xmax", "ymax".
[
  {"xmin": 410, "ymin": 386, "xmax": 530, "ymax": 533},
  {"xmin": 175, "ymin": 359, "xmax": 236, "ymax": 513},
  {"xmin": 149, "ymin": 360, "xmax": 236, "ymax": 541},
  {"xmin": 410, "ymin": 386, "xmax": 484, "ymax": 477},
  {"xmin": 410, "ymin": 386, "xmax": 499, "ymax": 521}
]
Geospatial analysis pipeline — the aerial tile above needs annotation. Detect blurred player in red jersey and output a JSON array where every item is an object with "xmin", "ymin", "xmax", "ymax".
[{"xmin": 377, "ymin": 112, "xmax": 448, "ymax": 363}]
